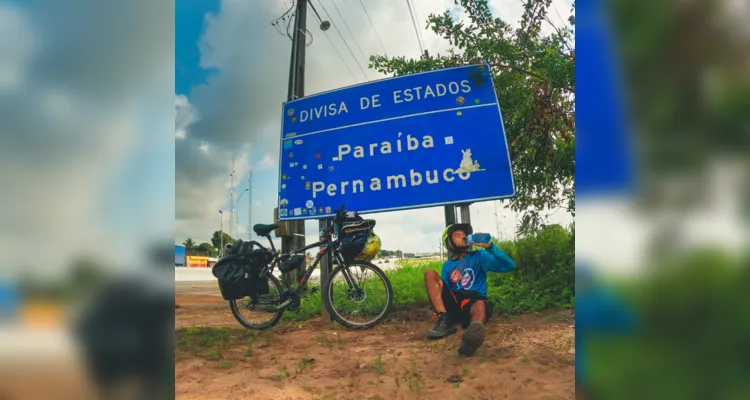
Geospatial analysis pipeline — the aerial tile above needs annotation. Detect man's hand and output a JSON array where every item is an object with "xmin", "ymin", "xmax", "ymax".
[{"xmin": 473, "ymin": 233, "xmax": 492, "ymax": 248}]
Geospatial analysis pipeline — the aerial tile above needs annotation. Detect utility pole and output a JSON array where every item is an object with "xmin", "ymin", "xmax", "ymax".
[
  {"xmin": 493, "ymin": 200, "xmax": 501, "ymax": 239},
  {"xmin": 283, "ymin": 0, "xmax": 310, "ymax": 296},
  {"xmin": 236, "ymin": 188, "xmax": 248, "ymax": 240},
  {"xmin": 219, "ymin": 210, "xmax": 224, "ymax": 258},
  {"xmin": 247, "ymin": 172, "xmax": 253, "ymax": 241},
  {"xmin": 280, "ymin": 0, "xmax": 332, "ymax": 321},
  {"xmin": 229, "ymin": 157, "xmax": 236, "ymax": 239}
]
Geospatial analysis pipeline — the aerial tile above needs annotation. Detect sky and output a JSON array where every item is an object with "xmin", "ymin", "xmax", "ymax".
[
  {"xmin": 0, "ymin": 0, "xmax": 174, "ymax": 277},
  {"xmin": 174, "ymin": 0, "xmax": 575, "ymax": 254}
]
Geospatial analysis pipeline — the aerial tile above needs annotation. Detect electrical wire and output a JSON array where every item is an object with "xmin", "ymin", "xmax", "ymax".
[
  {"xmin": 329, "ymin": 0, "xmax": 370, "ymax": 77},
  {"xmin": 271, "ymin": 0, "xmax": 297, "ymax": 38},
  {"xmin": 357, "ymin": 0, "xmax": 388, "ymax": 57},
  {"xmin": 316, "ymin": 0, "xmax": 370, "ymax": 81},
  {"xmin": 405, "ymin": 0, "xmax": 424, "ymax": 56},
  {"xmin": 322, "ymin": 30, "xmax": 360, "ymax": 84},
  {"xmin": 408, "ymin": 0, "xmax": 425, "ymax": 54},
  {"xmin": 286, "ymin": 10, "xmax": 296, "ymax": 40}
]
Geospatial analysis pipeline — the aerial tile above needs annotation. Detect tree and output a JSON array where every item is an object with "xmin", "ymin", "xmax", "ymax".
[
  {"xmin": 370, "ymin": 0, "xmax": 575, "ymax": 235},
  {"xmin": 198, "ymin": 242, "xmax": 217, "ymax": 257},
  {"xmin": 210, "ymin": 231, "xmax": 236, "ymax": 250},
  {"xmin": 182, "ymin": 238, "xmax": 195, "ymax": 252},
  {"xmin": 607, "ymin": 0, "xmax": 750, "ymax": 260},
  {"xmin": 378, "ymin": 249, "xmax": 398, "ymax": 258}
]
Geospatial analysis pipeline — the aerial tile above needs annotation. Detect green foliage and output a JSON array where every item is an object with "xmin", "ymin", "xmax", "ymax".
[
  {"xmin": 607, "ymin": 0, "xmax": 750, "ymax": 249},
  {"xmin": 378, "ymin": 249, "xmax": 404, "ymax": 258},
  {"xmin": 198, "ymin": 242, "xmax": 217, "ymax": 257},
  {"xmin": 609, "ymin": 0, "xmax": 749, "ymax": 179},
  {"xmin": 391, "ymin": 247, "xmax": 571, "ymax": 314},
  {"xmin": 489, "ymin": 224, "xmax": 574, "ymax": 313},
  {"xmin": 211, "ymin": 230, "xmax": 236, "ymax": 250},
  {"xmin": 182, "ymin": 238, "xmax": 195, "ymax": 251},
  {"xmin": 369, "ymin": 0, "xmax": 575, "ymax": 235},
  {"xmin": 283, "ymin": 224, "xmax": 573, "ymax": 320},
  {"xmin": 588, "ymin": 251, "xmax": 750, "ymax": 399}
]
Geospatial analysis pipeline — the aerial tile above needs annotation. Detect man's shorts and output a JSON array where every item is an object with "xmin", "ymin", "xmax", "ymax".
[{"xmin": 441, "ymin": 284, "xmax": 493, "ymax": 329}]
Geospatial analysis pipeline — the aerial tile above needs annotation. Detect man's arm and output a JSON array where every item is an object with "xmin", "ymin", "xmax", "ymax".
[
  {"xmin": 478, "ymin": 243, "xmax": 516, "ymax": 272},
  {"xmin": 440, "ymin": 261, "xmax": 451, "ymax": 284}
]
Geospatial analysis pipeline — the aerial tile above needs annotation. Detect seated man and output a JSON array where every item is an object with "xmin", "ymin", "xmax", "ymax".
[{"xmin": 424, "ymin": 223, "xmax": 516, "ymax": 356}]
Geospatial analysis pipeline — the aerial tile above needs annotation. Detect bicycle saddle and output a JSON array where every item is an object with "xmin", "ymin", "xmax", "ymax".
[{"xmin": 253, "ymin": 223, "xmax": 279, "ymax": 236}]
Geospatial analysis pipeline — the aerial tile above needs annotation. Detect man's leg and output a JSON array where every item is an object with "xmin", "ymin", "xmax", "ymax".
[
  {"xmin": 469, "ymin": 300, "xmax": 487, "ymax": 323},
  {"xmin": 424, "ymin": 270, "xmax": 458, "ymax": 339},
  {"xmin": 424, "ymin": 270, "xmax": 446, "ymax": 313},
  {"xmin": 458, "ymin": 300, "xmax": 488, "ymax": 356}
]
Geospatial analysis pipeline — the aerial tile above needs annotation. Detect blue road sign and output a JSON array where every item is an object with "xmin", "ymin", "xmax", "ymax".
[
  {"xmin": 277, "ymin": 63, "xmax": 515, "ymax": 220},
  {"xmin": 576, "ymin": 0, "xmax": 635, "ymax": 195}
]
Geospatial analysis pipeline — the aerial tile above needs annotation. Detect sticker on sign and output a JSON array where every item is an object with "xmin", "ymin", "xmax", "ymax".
[{"xmin": 277, "ymin": 64, "xmax": 515, "ymax": 220}]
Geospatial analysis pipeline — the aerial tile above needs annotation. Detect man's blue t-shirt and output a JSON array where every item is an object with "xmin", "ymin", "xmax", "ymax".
[{"xmin": 441, "ymin": 244, "xmax": 516, "ymax": 298}]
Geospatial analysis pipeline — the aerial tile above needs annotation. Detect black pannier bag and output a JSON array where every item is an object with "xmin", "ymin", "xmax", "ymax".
[
  {"xmin": 212, "ymin": 240, "xmax": 273, "ymax": 301},
  {"xmin": 339, "ymin": 230, "xmax": 370, "ymax": 263},
  {"xmin": 279, "ymin": 254, "xmax": 305, "ymax": 274},
  {"xmin": 338, "ymin": 218, "xmax": 376, "ymax": 263}
]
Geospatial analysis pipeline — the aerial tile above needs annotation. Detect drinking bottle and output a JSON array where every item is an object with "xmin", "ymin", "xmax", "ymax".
[{"xmin": 467, "ymin": 233, "xmax": 492, "ymax": 246}]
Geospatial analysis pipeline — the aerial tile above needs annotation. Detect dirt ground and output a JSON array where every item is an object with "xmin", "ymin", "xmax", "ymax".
[{"xmin": 175, "ymin": 285, "xmax": 575, "ymax": 400}]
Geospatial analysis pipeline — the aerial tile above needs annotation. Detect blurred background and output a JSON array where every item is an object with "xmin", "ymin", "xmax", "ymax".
[
  {"xmin": 0, "ymin": 0, "xmax": 747, "ymax": 398},
  {"xmin": 576, "ymin": 0, "xmax": 749, "ymax": 397},
  {"xmin": 0, "ymin": 0, "xmax": 174, "ymax": 399}
]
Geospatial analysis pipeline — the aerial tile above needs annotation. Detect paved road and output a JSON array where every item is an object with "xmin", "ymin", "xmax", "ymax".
[
  {"xmin": 175, "ymin": 280, "xmax": 220, "ymax": 295},
  {"xmin": 175, "ymin": 261, "xmax": 411, "ymax": 295}
]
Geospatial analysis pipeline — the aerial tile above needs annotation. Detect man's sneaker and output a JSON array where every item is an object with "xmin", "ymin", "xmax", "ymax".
[
  {"xmin": 426, "ymin": 313, "xmax": 457, "ymax": 339},
  {"xmin": 458, "ymin": 322, "xmax": 485, "ymax": 356}
]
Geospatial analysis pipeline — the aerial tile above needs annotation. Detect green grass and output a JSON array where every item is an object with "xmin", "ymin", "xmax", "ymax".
[
  {"xmin": 586, "ymin": 250, "xmax": 750, "ymax": 399},
  {"xmin": 176, "ymin": 327, "xmax": 256, "ymax": 362},
  {"xmin": 374, "ymin": 354, "xmax": 385, "ymax": 374},
  {"xmin": 278, "ymin": 225, "xmax": 574, "ymax": 320}
]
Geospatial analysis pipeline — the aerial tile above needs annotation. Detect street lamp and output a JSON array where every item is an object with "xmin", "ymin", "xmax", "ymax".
[{"xmin": 308, "ymin": 1, "xmax": 330, "ymax": 31}]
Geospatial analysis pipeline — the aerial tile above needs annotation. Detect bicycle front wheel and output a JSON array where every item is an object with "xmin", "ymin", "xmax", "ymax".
[{"xmin": 323, "ymin": 261, "xmax": 393, "ymax": 329}]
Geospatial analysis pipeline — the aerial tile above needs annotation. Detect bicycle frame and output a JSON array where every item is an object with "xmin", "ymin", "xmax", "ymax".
[{"xmin": 257, "ymin": 230, "xmax": 360, "ymax": 294}]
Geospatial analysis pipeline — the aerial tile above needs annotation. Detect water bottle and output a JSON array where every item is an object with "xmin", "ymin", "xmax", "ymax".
[{"xmin": 467, "ymin": 233, "xmax": 492, "ymax": 246}]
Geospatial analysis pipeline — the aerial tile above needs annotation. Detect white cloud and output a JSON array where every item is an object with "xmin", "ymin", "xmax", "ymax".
[
  {"xmin": 0, "ymin": 1, "xmax": 173, "ymax": 274},
  {"xmin": 256, "ymin": 153, "xmax": 276, "ymax": 170},
  {"xmin": 0, "ymin": 4, "xmax": 39, "ymax": 92},
  {"xmin": 175, "ymin": 94, "xmax": 196, "ymax": 139}
]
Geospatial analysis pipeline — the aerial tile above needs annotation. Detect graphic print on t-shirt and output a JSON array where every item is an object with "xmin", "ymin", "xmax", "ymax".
[{"xmin": 460, "ymin": 268, "xmax": 475, "ymax": 290}]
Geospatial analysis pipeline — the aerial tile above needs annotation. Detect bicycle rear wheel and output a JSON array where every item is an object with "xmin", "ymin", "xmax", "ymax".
[
  {"xmin": 323, "ymin": 260, "xmax": 393, "ymax": 329},
  {"xmin": 229, "ymin": 273, "xmax": 284, "ymax": 330}
]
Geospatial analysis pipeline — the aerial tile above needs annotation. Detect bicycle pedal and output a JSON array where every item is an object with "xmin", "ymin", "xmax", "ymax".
[{"xmin": 275, "ymin": 299, "xmax": 292, "ymax": 311}]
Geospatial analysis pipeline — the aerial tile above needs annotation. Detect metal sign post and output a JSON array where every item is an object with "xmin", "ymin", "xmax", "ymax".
[{"xmin": 318, "ymin": 218, "xmax": 331, "ymax": 323}]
